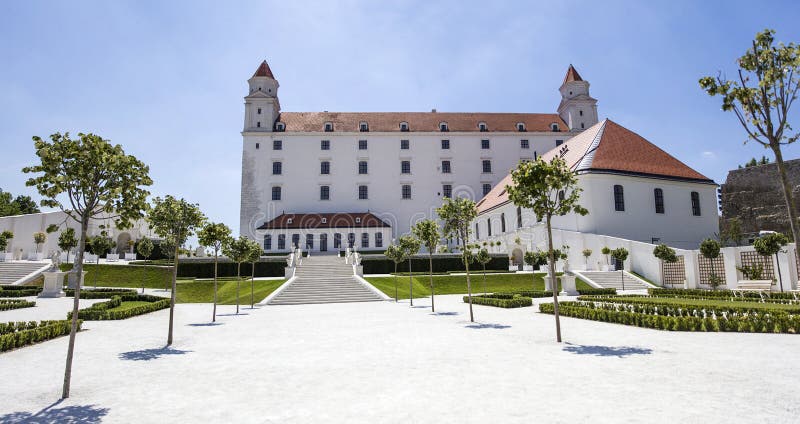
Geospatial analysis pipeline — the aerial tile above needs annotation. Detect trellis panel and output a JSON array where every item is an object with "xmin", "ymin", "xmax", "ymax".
[
  {"xmin": 739, "ymin": 251, "xmax": 774, "ymax": 282},
  {"xmin": 661, "ymin": 256, "xmax": 686, "ymax": 286},
  {"xmin": 698, "ymin": 256, "xmax": 726, "ymax": 286}
]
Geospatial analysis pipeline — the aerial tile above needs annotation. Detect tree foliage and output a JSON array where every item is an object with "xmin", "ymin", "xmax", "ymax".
[
  {"xmin": 412, "ymin": 219, "xmax": 441, "ymax": 312},
  {"xmin": 699, "ymin": 239, "xmax": 721, "ymax": 260},
  {"xmin": 0, "ymin": 188, "xmax": 40, "ymax": 217},
  {"xmin": 653, "ymin": 244, "xmax": 678, "ymax": 263},
  {"xmin": 753, "ymin": 232, "xmax": 789, "ymax": 257},
  {"xmin": 436, "ymin": 196, "xmax": 478, "ymax": 321},
  {"xmin": 136, "ymin": 237, "xmax": 153, "ymax": 260}
]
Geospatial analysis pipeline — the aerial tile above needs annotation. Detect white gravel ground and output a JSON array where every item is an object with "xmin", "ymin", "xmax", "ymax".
[{"xmin": 1, "ymin": 294, "xmax": 799, "ymax": 423}]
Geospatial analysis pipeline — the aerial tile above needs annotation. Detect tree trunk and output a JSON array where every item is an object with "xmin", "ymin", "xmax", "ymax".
[
  {"xmin": 236, "ymin": 262, "xmax": 241, "ymax": 314},
  {"xmin": 212, "ymin": 250, "xmax": 218, "ymax": 322},
  {"xmin": 461, "ymin": 232, "xmax": 474, "ymax": 322},
  {"xmin": 408, "ymin": 257, "xmax": 413, "ymax": 306},
  {"xmin": 546, "ymin": 216, "xmax": 562, "ymax": 342},
  {"xmin": 775, "ymin": 253, "xmax": 784, "ymax": 292},
  {"xmin": 62, "ymin": 217, "xmax": 88, "ymax": 399},
  {"xmin": 251, "ymin": 262, "xmax": 255, "ymax": 308},
  {"xmin": 429, "ymin": 253, "xmax": 435, "ymax": 312},
  {"xmin": 167, "ymin": 229, "xmax": 180, "ymax": 346},
  {"xmin": 394, "ymin": 262, "xmax": 398, "ymax": 302},
  {"xmin": 482, "ymin": 265, "xmax": 487, "ymax": 296},
  {"xmin": 771, "ymin": 146, "xmax": 800, "ymax": 247}
]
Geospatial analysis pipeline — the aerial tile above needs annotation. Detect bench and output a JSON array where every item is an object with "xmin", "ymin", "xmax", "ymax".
[{"xmin": 735, "ymin": 280, "xmax": 773, "ymax": 291}]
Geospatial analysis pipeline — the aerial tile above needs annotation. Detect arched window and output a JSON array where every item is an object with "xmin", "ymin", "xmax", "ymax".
[
  {"xmin": 500, "ymin": 213, "xmax": 506, "ymax": 232},
  {"xmin": 439, "ymin": 122, "xmax": 449, "ymax": 132},
  {"xmin": 516, "ymin": 206, "xmax": 522, "ymax": 229},
  {"xmin": 478, "ymin": 122, "xmax": 488, "ymax": 132},
  {"xmin": 517, "ymin": 123, "xmax": 526, "ymax": 132},
  {"xmin": 487, "ymin": 218, "xmax": 492, "ymax": 236},
  {"xmin": 275, "ymin": 122, "xmax": 285, "ymax": 131},
  {"xmin": 324, "ymin": 122, "xmax": 333, "ymax": 132},
  {"xmin": 691, "ymin": 192, "xmax": 701, "ymax": 216},
  {"xmin": 359, "ymin": 121, "xmax": 369, "ymax": 132},
  {"xmin": 654, "ymin": 188, "xmax": 664, "ymax": 214},
  {"xmin": 399, "ymin": 121, "xmax": 409, "ymax": 132},
  {"xmin": 613, "ymin": 185, "xmax": 624, "ymax": 211},
  {"xmin": 579, "ymin": 110, "xmax": 583, "ymax": 116},
  {"xmin": 551, "ymin": 123, "xmax": 560, "ymax": 132},
  {"xmin": 475, "ymin": 223, "xmax": 480, "ymax": 239}
]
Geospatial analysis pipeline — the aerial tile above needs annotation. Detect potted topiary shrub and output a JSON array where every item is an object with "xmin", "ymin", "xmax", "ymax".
[
  {"xmin": 124, "ymin": 239, "xmax": 137, "ymax": 260},
  {"xmin": 600, "ymin": 246, "xmax": 611, "ymax": 271},
  {"xmin": 652, "ymin": 243, "xmax": 678, "ymax": 287},
  {"xmin": 699, "ymin": 239, "xmax": 723, "ymax": 290},
  {"xmin": 31, "ymin": 232, "xmax": 47, "ymax": 260},
  {"xmin": 753, "ymin": 233, "xmax": 789, "ymax": 292},
  {"xmin": 1, "ymin": 231, "xmax": 13, "ymax": 261},
  {"xmin": 582, "ymin": 248, "xmax": 592, "ymax": 271},
  {"xmin": 610, "ymin": 247, "xmax": 629, "ymax": 289}
]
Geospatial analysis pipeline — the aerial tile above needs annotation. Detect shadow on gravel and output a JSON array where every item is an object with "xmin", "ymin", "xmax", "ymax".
[
  {"xmin": 119, "ymin": 346, "xmax": 192, "ymax": 361},
  {"xmin": 0, "ymin": 399, "xmax": 109, "ymax": 423},
  {"xmin": 465, "ymin": 323, "xmax": 511, "ymax": 329},
  {"xmin": 562, "ymin": 343, "xmax": 653, "ymax": 357},
  {"xmin": 187, "ymin": 322, "xmax": 224, "ymax": 327},
  {"xmin": 216, "ymin": 313, "xmax": 250, "ymax": 317},
  {"xmin": 432, "ymin": 311, "xmax": 459, "ymax": 316}
]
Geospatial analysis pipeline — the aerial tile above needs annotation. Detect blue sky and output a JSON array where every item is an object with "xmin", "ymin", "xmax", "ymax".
[{"xmin": 2, "ymin": 0, "xmax": 799, "ymax": 234}]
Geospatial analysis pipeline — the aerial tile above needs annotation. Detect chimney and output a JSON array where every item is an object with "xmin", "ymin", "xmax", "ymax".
[{"xmin": 431, "ymin": 108, "xmax": 437, "ymax": 113}]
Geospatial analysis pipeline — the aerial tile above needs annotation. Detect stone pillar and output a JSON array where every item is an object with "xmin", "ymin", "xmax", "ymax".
[
  {"xmin": 721, "ymin": 247, "xmax": 739, "ymax": 290},
  {"xmin": 559, "ymin": 274, "xmax": 577, "ymax": 296},
  {"xmin": 67, "ymin": 271, "xmax": 88, "ymax": 289},
  {"xmin": 775, "ymin": 251, "xmax": 792, "ymax": 292},
  {"xmin": 40, "ymin": 271, "xmax": 67, "ymax": 297},
  {"xmin": 683, "ymin": 251, "xmax": 699, "ymax": 289},
  {"xmin": 544, "ymin": 275, "xmax": 555, "ymax": 291}
]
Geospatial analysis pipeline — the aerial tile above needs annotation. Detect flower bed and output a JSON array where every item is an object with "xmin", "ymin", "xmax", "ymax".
[
  {"xmin": 464, "ymin": 294, "xmax": 533, "ymax": 308},
  {"xmin": 69, "ymin": 294, "xmax": 170, "ymax": 320},
  {"xmin": 0, "ymin": 299, "xmax": 36, "ymax": 311},
  {"xmin": 0, "ymin": 320, "xmax": 80, "ymax": 352}
]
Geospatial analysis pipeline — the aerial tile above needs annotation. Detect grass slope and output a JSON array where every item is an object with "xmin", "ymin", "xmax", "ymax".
[
  {"xmin": 366, "ymin": 273, "xmax": 592, "ymax": 299},
  {"xmin": 175, "ymin": 279, "xmax": 285, "ymax": 305}
]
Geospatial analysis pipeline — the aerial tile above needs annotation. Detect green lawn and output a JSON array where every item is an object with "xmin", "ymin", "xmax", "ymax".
[
  {"xmin": 60, "ymin": 263, "xmax": 173, "ymax": 289},
  {"xmin": 366, "ymin": 273, "xmax": 592, "ymax": 299},
  {"xmin": 106, "ymin": 301, "xmax": 152, "ymax": 312},
  {"xmin": 174, "ymin": 279, "xmax": 285, "ymax": 305}
]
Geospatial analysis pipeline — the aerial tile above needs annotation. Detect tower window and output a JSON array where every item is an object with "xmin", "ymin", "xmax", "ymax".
[
  {"xmin": 401, "ymin": 184, "xmax": 412, "ymax": 199},
  {"xmin": 321, "ymin": 140, "xmax": 330, "ymax": 150},
  {"xmin": 400, "ymin": 122, "xmax": 409, "ymax": 132},
  {"xmin": 400, "ymin": 139, "xmax": 409, "ymax": 150},
  {"xmin": 441, "ymin": 139, "xmax": 450, "ymax": 150},
  {"xmin": 516, "ymin": 123, "xmax": 526, "ymax": 132},
  {"xmin": 358, "ymin": 185, "xmax": 368, "ymax": 200},
  {"xmin": 613, "ymin": 185, "xmax": 625, "ymax": 211},
  {"xmin": 324, "ymin": 122, "xmax": 334, "ymax": 132},
  {"xmin": 272, "ymin": 161, "xmax": 282, "ymax": 175},
  {"xmin": 520, "ymin": 139, "xmax": 529, "ymax": 149},
  {"xmin": 320, "ymin": 185, "xmax": 330, "ymax": 200},
  {"xmin": 482, "ymin": 183, "xmax": 492, "ymax": 196},
  {"xmin": 401, "ymin": 160, "xmax": 411, "ymax": 174},
  {"xmin": 358, "ymin": 161, "xmax": 368, "ymax": 175},
  {"xmin": 691, "ymin": 192, "xmax": 701, "ymax": 216},
  {"xmin": 320, "ymin": 161, "xmax": 330, "ymax": 175},
  {"xmin": 581, "ymin": 123, "xmax": 585, "ymax": 129},
  {"xmin": 257, "ymin": 122, "xmax": 261, "ymax": 128},
  {"xmin": 271, "ymin": 186, "xmax": 282, "ymax": 201},
  {"xmin": 654, "ymin": 188, "xmax": 664, "ymax": 214},
  {"xmin": 481, "ymin": 139, "xmax": 490, "ymax": 149},
  {"xmin": 441, "ymin": 160, "xmax": 451, "ymax": 174},
  {"xmin": 482, "ymin": 160, "xmax": 492, "ymax": 174},
  {"xmin": 516, "ymin": 206, "xmax": 522, "ymax": 228},
  {"xmin": 358, "ymin": 139, "xmax": 368, "ymax": 150},
  {"xmin": 475, "ymin": 223, "xmax": 480, "ymax": 239},
  {"xmin": 442, "ymin": 184, "xmax": 452, "ymax": 198},
  {"xmin": 255, "ymin": 143, "xmax": 259, "ymax": 149},
  {"xmin": 551, "ymin": 123, "xmax": 560, "ymax": 132},
  {"xmin": 275, "ymin": 122, "xmax": 285, "ymax": 131},
  {"xmin": 359, "ymin": 122, "xmax": 369, "ymax": 132},
  {"xmin": 257, "ymin": 108, "xmax": 262, "ymax": 115},
  {"xmin": 579, "ymin": 110, "xmax": 584, "ymax": 116},
  {"xmin": 478, "ymin": 122, "xmax": 487, "ymax": 132},
  {"xmin": 273, "ymin": 140, "xmax": 282, "ymax": 150},
  {"xmin": 439, "ymin": 122, "xmax": 449, "ymax": 132}
]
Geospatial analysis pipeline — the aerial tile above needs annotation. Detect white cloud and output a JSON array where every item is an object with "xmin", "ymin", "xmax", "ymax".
[{"xmin": 702, "ymin": 151, "xmax": 716, "ymax": 159}]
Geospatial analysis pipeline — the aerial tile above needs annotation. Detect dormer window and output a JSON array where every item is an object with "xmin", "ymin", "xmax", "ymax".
[
  {"xmin": 324, "ymin": 122, "xmax": 334, "ymax": 132},
  {"xmin": 321, "ymin": 218, "xmax": 327, "ymax": 224},
  {"xmin": 359, "ymin": 122, "xmax": 369, "ymax": 132},
  {"xmin": 399, "ymin": 122, "xmax": 409, "ymax": 132},
  {"xmin": 275, "ymin": 122, "xmax": 285, "ymax": 131},
  {"xmin": 287, "ymin": 218, "xmax": 293, "ymax": 224},
  {"xmin": 551, "ymin": 123, "xmax": 560, "ymax": 132},
  {"xmin": 478, "ymin": 122, "xmax": 488, "ymax": 132},
  {"xmin": 516, "ymin": 123, "xmax": 526, "ymax": 132},
  {"xmin": 439, "ymin": 122, "xmax": 449, "ymax": 132},
  {"xmin": 355, "ymin": 217, "xmax": 362, "ymax": 224}
]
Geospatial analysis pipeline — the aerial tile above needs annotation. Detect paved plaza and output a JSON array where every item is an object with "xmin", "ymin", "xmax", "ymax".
[{"xmin": 1, "ymin": 295, "xmax": 799, "ymax": 423}]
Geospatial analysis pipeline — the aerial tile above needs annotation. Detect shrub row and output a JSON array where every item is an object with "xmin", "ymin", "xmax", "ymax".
[
  {"xmin": 0, "ymin": 299, "xmax": 36, "ymax": 311},
  {"xmin": 176, "ymin": 260, "xmax": 287, "ymax": 278},
  {"xmin": 0, "ymin": 286, "xmax": 42, "ymax": 297},
  {"xmin": 64, "ymin": 288, "xmax": 138, "ymax": 299},
  {"xmin": 464, "ymin": 295, "xmax": 533, "ymax": 308},
  {"xmin": 648, "ymin": 288, "xmax": 798, "ymax": 300},
  {"xmin": 576, "ymin": 288, "xmax": 617, "ymax": 296},
  {"xmin": 539, "ymin": 302, "xmax": 800, "ymax": 333},
  {"xmin": 0, "ymin": 320, "xmax": 80, "ymax": 352},
  {"xmin": 639, "ymin": 293, "xmax": 799, "ymax": 305},
  {"xmin": 362, "ymin": 254, "xmax": 508, "ymax": 274},
  {"xmin": 68, "ymin": 295, "xmax": 170, "ymax": 321},
  {"xmin": 510, "ymin": 290, "xmax": 554, "ymax": 298},
  {"xmin": 577, "ymin": 296, "xmax": 800, "ymax": 316}
]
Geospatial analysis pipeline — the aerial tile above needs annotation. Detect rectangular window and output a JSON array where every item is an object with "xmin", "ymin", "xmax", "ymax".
[
  {"xmin": 375, "ymin": 233, "xmax": 383, "ymax": 248},
  {"xmin": 481, "ymin": 139, "xmax": 490, "ymax": 149},
  {"xmin": 273, "ymin": 140, "xmax": 282, "ymax": 150},
  {"xmin": 441, "ymin": 139, "xmax": 450, "ymax": 150},
  {"xmin": 401, "ymin": 184, "xmax": 411, "ymax": 199},
  {"xmin": 361, "ymin": 233, "xmax": 369, "ymax": 248},
  {"xmin": 255, "ymin": 143, "xmax": 259, "ymax": 149},
  {"xmin": 334, "ymin": 233, "xmax": 342, "ymax": 249},
  {"xmin": 475, "ymin": 223, "xmax": 480, "ymax": 239},
  {"xmin": 358, "ymin": 185, "xmax": 368, "ymax": 200},
  {"xmin": 614, "ymin": 185, "xmax": 625, "ymax": 211},
  {"xmin": 654, "ymin": 188, "xmax": 665, "ymax": 214},
  {"xmin": 320, "ymin": 185, "xmax": 330, "ymax": 200},
  {"xmin": 292, "ymin": 234, "xmax": 300, "ymax": 249},
  {"xmin": 321, "ymin": 140, "xmax": 330, "ymax": 150},
  {"xmin": 517, "ymin": 206, "xmax": 522, "ymax": 228},
  {"xmin": 264, "ymin": 235, "xmax": 272, "ymax": 250},
  {"xmin": 556, "ymin": 140, "xmax": 564, "ymax": 146},
  {"xmin": 306, "ymin": 234, "xmax": 314, "ymax": 250},
  {"xmin": 482, "ymin": 183, "xmax": 492, "ymax": 196},
  {"xmin": 520, "ymin": 139, "xmax": 529, "ymax": 149},
  {"xmin": 358, "ymin": 139, "xmax": 368, "ymax": 150},
  {"xmin": 442, "ymin": 184, "xmax": 452, "ymax": 198},
  {"xmin": 320, "ymin": 161, "xmax": 330, "ymax": 174},
  {"xmin": 487, "ymin": 218, "xmax": 492, "ymax": 236},
  {"xmin": 257, "ymin": 108, "xmax": 262, "ymax": 115},
  {"xmin": 500, "ymin": 213, "xmax": 506, "ymax": 232},
  {"xmin": 320, "ymin": 233, "xmax": 327, "ymax": 251},
  {"xmin": 441, "ymin": 160, "xmax": 451, "ymax": 174},
  {"xmin": 482, "ymin": 160, "xmax": 492, "ymax": 173},
  {"xmin": 277, "ymin": 234, "xmax": 286, "ymax": 250},
  {"xmin": 359, "ymin": 123, "xmax": 369, "ymax": 132},
  {"xmin": 272, "ymin": 161, "xmax": 282, "ymax": 175},
  {"xmin": 272, "ymin": 186, "xmax": 282, "ymax": 201},
  {"xmin": 401, "ymin": 160, "xmax": 411, "ymax": 174},
  {"xmin": 400, "ymin": 139, "xmax": 409, "ymax": 150},
  {"xmin": 348, "ymin": 233, "xmax": 355, "ymax": 248},
  {"xmin": 358, "ymin": 161, "xmax": 368, "ymax": 174},
  {"xmin": 691, "ymin": 191, "xmax": 701, "ymax": 216}
]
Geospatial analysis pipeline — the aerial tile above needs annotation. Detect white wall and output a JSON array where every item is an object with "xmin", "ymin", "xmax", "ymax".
[{"xmin": 259, "ymin": 227, "xmax": 392, "ymax": 253}]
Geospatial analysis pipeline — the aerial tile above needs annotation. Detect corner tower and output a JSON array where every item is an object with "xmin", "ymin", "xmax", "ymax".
[
  {"xmin": 244, "ymin": 60, "xmax": 280, "ymax": 132},
  {"xmin": 557, "ymin": 65, "xmax": 598, "ymax": 131}
]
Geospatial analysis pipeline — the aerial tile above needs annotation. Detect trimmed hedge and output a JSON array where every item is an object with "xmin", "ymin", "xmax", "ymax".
[
  {"xmin": 176, "ymin": 260, "xmax": 287, "ymax": 278},
  {"xmin": 507, "ymin": 290, "xmax": 554, "ymax": 298},
  {"xmin": 0, "ymin": 320, "xmax": 80, "ymax": 352},
  {"xmin": 362, "ymin": 254, "xmax": 508, "ymax": 274},
  {"xmin": 0, "ymin": 299, "xmax": 36, "ymax": 311},
  {"xmin": 577, "ymin": 288, "xmax": 617, "ymax": 296},
  {"xmin": 539, "ymin": 302, "xmax": 800, "ymax": 333},
  {"xmin": 464, "ymin": 294, "xmax": 533, "ymax": 308},
  {"xmin": 69, "ymin": 294, "xmax": 170, "ymax": 320},
  {"xmin": 575, "ymin": 296, "xmax": 800, "ymax": 315},
  {"xmin": 648, "ymin": 288, "xmax": 798, "ymax": 300},
  {"xmin": 0, "ymin": 286, "xmax": 42, "ymax": 297},
  {"xmin": 65, "ymin": 288, "xmax": 138, "ymax": 299}
]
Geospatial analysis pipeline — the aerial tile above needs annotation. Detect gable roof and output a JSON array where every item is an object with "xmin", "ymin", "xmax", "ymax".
[
  {"xmin": 563, "ymin": 65, "xmax": 583, "ymax": 84},
  {"xmin": 476, "ymin": 119, "xmax": 714, "ymax": 214},
  {"xmin": 253, "ymin": 60, "xmax": 275, "ymax": 79},
  {"xmin": 275, "ymin": 112, "xmax": 568, "ymax": 133},
  {"xmin": 257, "ymin": 212, "xmax": 390, "ymax": 230}
]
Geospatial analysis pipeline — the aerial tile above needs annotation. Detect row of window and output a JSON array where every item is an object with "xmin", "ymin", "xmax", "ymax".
[
  {"xmin": 271, "ymin": 159, "xmax": 494, "ymax": 175},
  {"xmin": 271, "ymin": 183, "xmax": 495, "ymax": 202},
  {"xmin": 263, "ymin": 232, "xmax": 383, "ymax": 250},
  {"xmin": 262, "ymin": 139, "xmax": 562, "ymax": 151},
  {"xmin": 612, "ymin": 186, "xmax": 702, "ymax": 216},
  {"xmin": 475, "ymin": 207, "xmax": 525, "ymax": 239},
  {"xmin": 270, "ymin": 121, "xmax": 563, "ymax": 133}
]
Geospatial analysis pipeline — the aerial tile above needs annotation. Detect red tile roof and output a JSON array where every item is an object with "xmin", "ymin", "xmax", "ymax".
[
  {"xmin": 476, "ymin": 119, "xmax": 714, "ymax": 214},
  {"xmin": 563, "ymin": 65, "xmax": 583, "ymax": 84},
  {"xmin": 253, "ymin": 60, "xmax": 275, "ymax": 79},
  {"xmin": 258, "ymin": 212, "xmax": 390, "ymax": 230},
  {"xmin": 276, "ymin": 112, "xmax": 568, "ymax": 133}
]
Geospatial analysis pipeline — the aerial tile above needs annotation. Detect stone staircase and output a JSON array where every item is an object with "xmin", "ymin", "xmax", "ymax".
[
  {"xmin": 268, "ymin": 255, "xmax": 384, "ymax": 305},
  {"xmin": 0, "ymin": 261, "xmax": 51, "ymax": 285},
  {"xmin": 577, "ymin": 271, "xmax": 652, "ymax": 291}
]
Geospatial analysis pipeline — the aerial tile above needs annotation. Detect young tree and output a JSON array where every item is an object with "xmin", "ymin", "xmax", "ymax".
[
  {"xmin": 398, "ymin": 234, "xmax": 421, "ymax": 306},
  {"xmin": 506, "ymin": 157, "xmax": 588, "ymax": 342},
  {"xmin": 582, "ymin": 248, "xmax": 592, "ymax": 269},
  {"xmin": 88, "ymin": 235, "xmax": 114, "ymax": 288},
  {"xmin": 136, "ymin": 237, "xmax": 154, "ymax": 293},
  {"xmin": 58, "ymin": 228, "xmax": 77, "ymax": 263},
  {"xmin": 384, "ymin": 243, "xmax": 405, "ymax": 302},
  {"xmin": 412, "ymin": 219, "xmax": 441, "ymax": 312},
  {"xmin": 611, "ymin": 248, "xmax": 629, "ymax": 290},
  {"xmin": 753, "ymin": 232, "xmax": 790, "ymax": 292},
  {"xmin": 222, "ymin": 236, "xmax": 253, "ymax": 315},
  {"xmin": 436, "ymin": 197, "xmax": 478, "ymax": 322},
  {"xmin": 1, "ymin": 231, "xmax": 12, "ymax": 253},
  {"xmin": 721, "ymin": 218, "xmax": 744, "ymax": 247},
  {"xmin": 246, "ymin": 238, "xmax": 262, "ymax": 308},
  {"xmin": 523, "ymin": 250, "xmax": 540, "ymax": 289},
  {"xmin": 148, "ymin": 196, "xmax": 206, "ymax": 345},
  {"xmin": 699, "ymin": 239, "xmax": 723, "ymax": 290},
  {"xmin": 33, "ymin": 232, "xmax": 46, "ymax": 254},
  {"xmin": 652, "ymin": 243, "xmax": 678, "ymax": 287},
  {"xmin": 700, "ymin": 29, "xmax": 800, "ymax": 245},
  {"xmin": 197, "ymin": 222, "xmax": 232, "ymax": 321},
  {"xmin": 601, "ymin": 246, "xmax": 611, "ymax": 267},
  {"xmin": 475, "ymin": 248, "xmax": 491, "ymax": 296},
  {"xmin": 23, "ymin": 132, "xmax": 151, "ymax": 399}
]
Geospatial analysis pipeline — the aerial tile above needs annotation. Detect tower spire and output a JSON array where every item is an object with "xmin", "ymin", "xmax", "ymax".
[
  {"xmin": 563, "ymin": 64, "xmax": 583, "ymax": 84},
  {"xmin": 557, "ymin": 64, "xmax": 597, "ymax": 131},
  {"xmin": 253, "ymin": 60, "xmax": 275, "ymax": 79}
]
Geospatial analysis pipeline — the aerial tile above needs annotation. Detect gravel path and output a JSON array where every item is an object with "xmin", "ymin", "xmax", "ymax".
[{"xmin": 0, "ymin": 295, "xmax": 798, "ymax": 423}]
